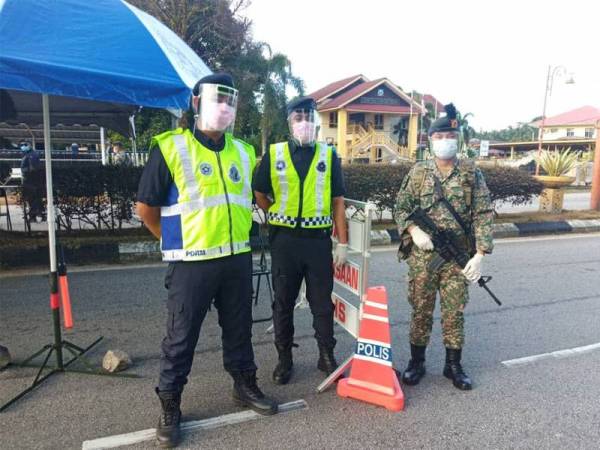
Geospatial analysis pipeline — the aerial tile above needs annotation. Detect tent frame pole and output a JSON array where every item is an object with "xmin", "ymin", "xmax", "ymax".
[{"xmin": 0, "ymin": 95, "xmax": 138, "ymax": 414}]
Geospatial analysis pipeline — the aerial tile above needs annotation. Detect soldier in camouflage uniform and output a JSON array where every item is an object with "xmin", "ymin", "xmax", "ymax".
[{"xmin": 394, "ymin": 103, "xmax": 494, "ymax": 390}]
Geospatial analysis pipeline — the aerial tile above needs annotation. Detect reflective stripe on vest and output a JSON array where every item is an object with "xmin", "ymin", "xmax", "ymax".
[
  {"xmin": 268, "ymin": 142, "xmax": 332, "ymax": 229},
  {"xmin": 162, "ymin": 240, "xmax": 251, "ymax": 262},
  {"xmin": 157, "ymin": 130, "xmax": 254, "ymax": 262}
]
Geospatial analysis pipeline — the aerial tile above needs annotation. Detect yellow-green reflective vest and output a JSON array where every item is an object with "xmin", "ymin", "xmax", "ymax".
[
  {"xmin": 153, "ymin": 128, "xmax": 255, "ymax": 262},
  {"xmin": 268, "ymin": 142, "xmax": 332, "ymax": 228}
]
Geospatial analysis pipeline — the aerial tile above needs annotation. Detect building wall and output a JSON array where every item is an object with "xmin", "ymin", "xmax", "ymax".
[
  {"xmin": 540, "ymin": 125, "xmax": 597, "ymax": 140},
  {"xmin": 318, "ymin": 111, "xmax": 408, "ymax": 144},
  {"xmin": 318, "ymin": 111, "xmax": 339, "ymax": 143}
]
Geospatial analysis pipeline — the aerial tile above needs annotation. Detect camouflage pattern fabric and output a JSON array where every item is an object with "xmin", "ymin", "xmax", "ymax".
[
  {"xmin": 407, "ymin": 250, "xmax": 468, "ymax": 348},
  {"xmin": 394, "ymin": 159, "xmax": 495, "ymax": 349}
]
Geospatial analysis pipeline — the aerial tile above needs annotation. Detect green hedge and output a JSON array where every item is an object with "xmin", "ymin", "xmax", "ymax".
[
  {"xmin": 344, "ymin": 162, "xmax": 543, "ymax": 217},
  {"xmin": 9, "ymin": 161, "xmax": 543, "ymax": 233}
]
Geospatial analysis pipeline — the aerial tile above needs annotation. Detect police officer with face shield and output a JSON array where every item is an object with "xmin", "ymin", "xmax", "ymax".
[
  {"xmin": 136, "ymin": 73, "xmax": 277, "ymax": 448},
  {"xmin": 394, "ymin": 104, "xmax": 494, "ymax": 391},
  {"xmin": 253, "ymin": 96, "xmax": 349, "ymax": 385}
]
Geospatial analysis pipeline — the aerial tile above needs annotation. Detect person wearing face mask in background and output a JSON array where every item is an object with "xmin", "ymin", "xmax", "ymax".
[
  {"xmin": 136, "ymin": 73, "xmax": 278, "ymax": 448},
  {"xmin": 394, "ymin": 103, "xmax": 494, "ymax": 391},
  {"xmin": 19, "ymin": 141, "xmax": 45, "ymax": 222},
  {"xmin": 253, "ymin": 96, "xmax": 348, "ymax": 385}
]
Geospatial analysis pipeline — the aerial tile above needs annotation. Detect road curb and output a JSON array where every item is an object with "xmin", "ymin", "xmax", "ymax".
[
  {"xmin": 2, "ymin": 220, "xmax": 599, "ymax": 269},
  {"xmin": 380, "ymin": 218, "xmax": 600, "ymax": 244}
]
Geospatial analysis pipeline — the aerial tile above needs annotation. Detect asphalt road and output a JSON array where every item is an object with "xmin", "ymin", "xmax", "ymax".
[{"xmin": 1, "ymin": 233, "xmax": 599, "ymax": 449}]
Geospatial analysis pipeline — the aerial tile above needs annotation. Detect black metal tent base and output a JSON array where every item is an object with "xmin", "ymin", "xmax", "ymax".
[{"xmin": 0, "ymin": 273, "xmax": 140, "ymax": 413}]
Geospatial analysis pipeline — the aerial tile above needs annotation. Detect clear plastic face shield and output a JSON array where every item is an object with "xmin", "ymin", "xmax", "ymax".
[
  {"xmin": 193, "ymin": 83, "xmax": 238, "ymax": 134},
  {"xmin": 288, "ymin": 109, "xmax": 319, "ymax": 146}
]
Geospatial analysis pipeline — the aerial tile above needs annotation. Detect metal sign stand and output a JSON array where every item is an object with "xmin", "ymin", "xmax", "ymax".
[{"xmin": 317, "ymin": 198, "xmax": 375, "ymax": 393}]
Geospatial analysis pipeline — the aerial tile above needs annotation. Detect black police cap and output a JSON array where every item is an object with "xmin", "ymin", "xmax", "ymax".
[
  {"xmin": 192, "ymin": 73, "xmax": 235, "ymax": 95},
  {"xmin": 428, "ymin": 103, "xmax": 459, "ymax": 136},
  {"xmin": 286, "ymin": 96, "xmax": 317, "ymax": 115}
]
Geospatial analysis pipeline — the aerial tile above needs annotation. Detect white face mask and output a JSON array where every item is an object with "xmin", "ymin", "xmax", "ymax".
[{"xmin": 432, "ymin": 138, "xmax": 458, "ymax": 159}]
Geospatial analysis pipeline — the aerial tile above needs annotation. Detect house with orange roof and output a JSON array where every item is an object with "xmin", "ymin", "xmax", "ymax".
[{"xmin": 308, "ymin": 75, "xmax": 426, "ymax": 162}]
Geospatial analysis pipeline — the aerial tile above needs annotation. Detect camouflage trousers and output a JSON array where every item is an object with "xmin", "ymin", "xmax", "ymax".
[{"xmin": 406, "ymin": 250, "xmax": 469, "ymax": 349}]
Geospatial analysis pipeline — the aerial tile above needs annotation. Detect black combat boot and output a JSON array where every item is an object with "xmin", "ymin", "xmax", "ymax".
[
  {"xmin": 402, "ymin": 344, "xmax": 426, "ymax": 386},
  {"xmin": 272, "ymin": 344, "xmax": 293, "ymax": 385},
  {"xmin": 155, "ymin": 388, "xmax": 182, "ymax": 448},
  {"xmin": 232, "ymin": 370, "xmax": 278, "ymax": 415},
  {"xmin": 443, "ymin": 348, "xmax": 472, "ymax": 390},
  {"xmin": 317, "ymin": 344, "xmax": 338, "ymax": 375}
]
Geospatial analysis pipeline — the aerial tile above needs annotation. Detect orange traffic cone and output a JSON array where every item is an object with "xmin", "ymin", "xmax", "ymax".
[{"xmin": 337, "ymin": 286, "xmax": 404, "ymax": 411}]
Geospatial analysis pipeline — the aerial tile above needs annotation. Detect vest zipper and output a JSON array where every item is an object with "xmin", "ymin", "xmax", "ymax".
[
  {"xmin": 215, "ymin": 151, "xmax": 234, "ymax": 255},
  {"xmin": 297, "ymin": 178, "xmax": 304, "ymax": 228}
]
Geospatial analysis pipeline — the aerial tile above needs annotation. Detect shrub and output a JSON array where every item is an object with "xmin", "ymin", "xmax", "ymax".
[
  {"xmin": 479, "ymin": 166, "xmax": 543, "ymax": 206},
  {"xmin": 343, "ymin": 163, "xmax": 543, "ymax": 216},
  {"xmin": 535, "ymin": 148, "xmax": 578, "ymax": 176},
  {"xmin": 24, "ymin": 165, "xmax": 145, "ymax": 232},
  {"xmin": 8, "ymin": 160, "xmax": 544, "ymax": 232},
  {"xmin": 343, "ymin": 163, "xmax": 411, "ymax": 218}
]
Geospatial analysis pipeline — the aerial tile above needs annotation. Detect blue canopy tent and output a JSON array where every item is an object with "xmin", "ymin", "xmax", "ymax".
[{"xmin": 0, "ymin": 0, "xmax": 211, "ymax": 411}]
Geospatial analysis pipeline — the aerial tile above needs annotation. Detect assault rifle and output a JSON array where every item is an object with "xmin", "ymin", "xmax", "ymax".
[{"xmin": 407, "ymin": 207, "xmax": 502, "ymax": 306}]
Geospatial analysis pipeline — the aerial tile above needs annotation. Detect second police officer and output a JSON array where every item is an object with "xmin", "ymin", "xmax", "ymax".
[{"xmin": 253, "ymin": 96, "xmax": 349, "ymax": 385}]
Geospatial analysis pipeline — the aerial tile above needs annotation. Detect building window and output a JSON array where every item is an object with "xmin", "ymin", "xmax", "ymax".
[
  {"xmin": 374, "ymin": 114, "xmax": 384, "ymax": 130},
  {"xmin": 585, "ymin": 128, "xmax": 594, "ymax": 138},
  {"xmin": 550, "ymin": 128, "xmax": 558, "ymax": 133},
  {"xmin": 329, "ymin": 112, "xmax": 338, "ymax": 128},
  {"xmin": 566, "ymin": 128, "xmax": 575, "ymax": 137}
]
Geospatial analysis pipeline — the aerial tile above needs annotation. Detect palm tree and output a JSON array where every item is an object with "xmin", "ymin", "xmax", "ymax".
[
  {"xmin": 457, "ymin": 111, "xmax": 476, "ymax": 156},
  {"xmin": 259, "ymin": 44, "xmax": 303, "ymax": 153}
]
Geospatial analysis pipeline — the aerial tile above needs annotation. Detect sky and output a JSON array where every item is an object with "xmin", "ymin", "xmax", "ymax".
[{"xmin": 242, "ymin": 0, "xmax": 600, "ymax": 131}]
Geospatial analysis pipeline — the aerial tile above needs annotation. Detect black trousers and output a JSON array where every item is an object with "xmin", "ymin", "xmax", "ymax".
[
  {"xmin": 270, "ymin": 229, "xmax": 336, "ymax": 350},
  {"xmin": 158, "ymin": 253, "xmax": 256, "ymax": 392}
]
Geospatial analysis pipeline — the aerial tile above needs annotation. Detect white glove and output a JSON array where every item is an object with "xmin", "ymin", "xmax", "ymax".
[
  {"xmin": 462, "ymin": 253, "xmax": 484, "ymax": 283},
  {"xmin": 333, "ymin": 243, "xmax": 348, "ymax": 268},
  {"xmin": 409, "ymin": 226, "xmax": 434, "ymax": 251}
]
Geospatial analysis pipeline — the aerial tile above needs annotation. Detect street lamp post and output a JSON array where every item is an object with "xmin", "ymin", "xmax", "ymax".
[
  {"xmin": 535, "ymin": 65, "xmax": 575, "ymax": 175},
  {"xmin": 591, "ymin": 119, "xmax": 600, "ymax": 210}
]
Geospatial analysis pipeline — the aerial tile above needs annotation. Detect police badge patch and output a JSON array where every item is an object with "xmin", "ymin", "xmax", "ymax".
[
  {"xmin": 229, "ymin": 163, "xmax": 241, "ymax": 183},
  {"xmin": 317, "ymin": 161, "xmax": 327, "ymax": 172},
  {"xmin": 276, "ymin": 160, "xmax": 286, "ymax": 171},
  {"xmin": 199, "ymin": 162, "xmax": 213, "ymax": 176}
]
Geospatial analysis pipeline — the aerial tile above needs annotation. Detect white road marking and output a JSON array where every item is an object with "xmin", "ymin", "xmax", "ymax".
[
  {"xmin": 81, "ymin": 399, "xmax": 308, "ymax": 450},
  {"xmin": 502, "ymin": 342, "xmax": 600, "ymax": 368}
]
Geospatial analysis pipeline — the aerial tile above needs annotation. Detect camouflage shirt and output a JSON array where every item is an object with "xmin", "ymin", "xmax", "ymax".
[{"xmin": 394, "ymin": 159, "xmax": 494, "ymax": 254}]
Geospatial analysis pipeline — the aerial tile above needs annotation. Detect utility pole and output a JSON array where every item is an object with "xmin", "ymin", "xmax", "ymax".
[{"xmin": 590, "ymin": 119, "xmax": 600, "ymax": 210}]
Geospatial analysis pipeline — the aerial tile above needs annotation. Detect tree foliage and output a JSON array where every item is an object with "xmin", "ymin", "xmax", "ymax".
[
  {"xmin": 475, "ymin": 123, "xmax": 538, "ymax": 142},
  {"xmin": 126, "ymin": 0, "xmax": 304, "ymax": 154}
]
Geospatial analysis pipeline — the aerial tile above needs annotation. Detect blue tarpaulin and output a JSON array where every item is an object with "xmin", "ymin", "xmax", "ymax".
[{"xmin": 0, "ymin": 0, "xmax": 211, "ymax": 110}]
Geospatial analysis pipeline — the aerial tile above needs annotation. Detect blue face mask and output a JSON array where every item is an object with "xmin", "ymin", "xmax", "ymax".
[{"xmin": 20, "ymin": 145, "xmax": 31, "ymax": 152}]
